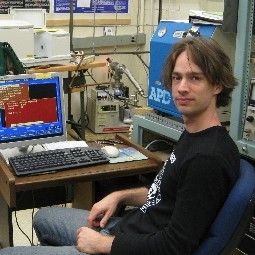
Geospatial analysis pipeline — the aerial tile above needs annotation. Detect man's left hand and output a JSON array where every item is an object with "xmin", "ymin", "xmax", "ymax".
[{"xmin": 76, "ymin": 226, "xmax": 114, "ymax": 254}]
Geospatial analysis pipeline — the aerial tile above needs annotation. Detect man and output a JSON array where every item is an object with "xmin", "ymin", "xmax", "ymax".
[{"xmin": 0, "ymin": 37, "xmax": 240, "ymax": 255}]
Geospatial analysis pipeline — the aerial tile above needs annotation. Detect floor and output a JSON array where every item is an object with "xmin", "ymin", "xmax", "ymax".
[
  {"xmin": 12, "ymin": 208, "xmax": 39, "ymax": 246},
  {"xmin": 12, "ymin": 204, "xmax": 73, "ymax": 246}
]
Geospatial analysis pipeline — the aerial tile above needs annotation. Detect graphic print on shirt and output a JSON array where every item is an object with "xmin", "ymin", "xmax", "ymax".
[{"xmin": 140, "ymin": 151, "xmax": 176, "ymax": 213}]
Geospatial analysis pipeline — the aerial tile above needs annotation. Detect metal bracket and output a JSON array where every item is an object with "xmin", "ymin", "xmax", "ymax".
[{"xmin": 73, "ymin": 33, "xmax": 146, "ymax": 50}]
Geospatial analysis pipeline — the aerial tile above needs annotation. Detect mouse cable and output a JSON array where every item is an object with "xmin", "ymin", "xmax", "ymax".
[{"xmin": 14, "ymin": 210, "xmax": 33, "ymax": 246}]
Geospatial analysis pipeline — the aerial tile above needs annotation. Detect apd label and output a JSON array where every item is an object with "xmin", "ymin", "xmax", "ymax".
[{"xmin": 149, "ymin": 82, "xmax": 171, "ymax": 106}]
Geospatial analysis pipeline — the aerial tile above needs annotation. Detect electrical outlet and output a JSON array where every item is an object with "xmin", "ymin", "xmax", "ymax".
[{"xmin": 104, "ymin": 27, "xmax": 114, "ymax": 36}]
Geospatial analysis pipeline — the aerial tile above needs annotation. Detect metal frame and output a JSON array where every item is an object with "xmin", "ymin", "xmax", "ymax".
[
  {"xmin": 229, "ymin": 0, "xmax": 255, "ymax": 158},
  {"xmin": 132, "ymin": 115, "xmax": 181, "ymax": 145}
]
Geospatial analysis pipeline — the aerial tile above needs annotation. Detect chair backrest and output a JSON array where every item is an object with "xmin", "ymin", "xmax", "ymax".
[{"xmin": 193, "ymin": 159, "xmax": 255, "ymax": 255}]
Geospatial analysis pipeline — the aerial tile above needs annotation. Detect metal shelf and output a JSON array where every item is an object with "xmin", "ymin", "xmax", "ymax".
[{"xmin": 229, "ymin": 0, "xmax": 255, "ymax": 159}]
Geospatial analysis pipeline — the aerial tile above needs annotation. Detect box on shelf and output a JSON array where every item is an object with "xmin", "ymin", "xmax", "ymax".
[
  {"xmin": 9, "ymin": 8, "xmax": 46, "ymax": 29},
  {"xmin": 0, "ymin": 20, "xmax": 34, "ymax": 60},
  {"xmin": 9, "ymin": 8, "xmax": 71, "ymax": 64},
  {"xmin": 34, "ymin": 30, "xmax": 70, "ymax": 58}
]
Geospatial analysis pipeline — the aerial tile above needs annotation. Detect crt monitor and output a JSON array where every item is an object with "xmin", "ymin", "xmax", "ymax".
[{"xmin": 0, "ymin": 72, "xmax": 66, "ymax": 153}]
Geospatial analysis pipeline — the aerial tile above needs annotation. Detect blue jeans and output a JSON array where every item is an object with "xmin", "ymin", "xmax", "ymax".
[{"xmin": 0, "ymin": 207, "xmax": 120, "ymax": 255}]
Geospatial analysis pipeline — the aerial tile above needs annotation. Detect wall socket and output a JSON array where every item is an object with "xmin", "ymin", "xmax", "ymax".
[{"xmin": 104, "ymin": 27, "xmax": 114, "ymax": 36}]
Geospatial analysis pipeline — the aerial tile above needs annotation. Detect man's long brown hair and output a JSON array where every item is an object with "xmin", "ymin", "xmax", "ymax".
[{"xmin": 162, "ymin": 37, "xmax": 237, "ymax": 107}]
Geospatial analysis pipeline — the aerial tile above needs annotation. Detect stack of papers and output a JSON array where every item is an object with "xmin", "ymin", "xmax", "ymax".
[{"xmin": 189, "ymin": 10, "xmax": 223, "ymax": 26}]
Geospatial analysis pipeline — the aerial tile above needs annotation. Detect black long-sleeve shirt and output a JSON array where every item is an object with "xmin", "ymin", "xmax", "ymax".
[{"xmin": 110, "ymin": 126, "xmax": 240, "ymax": 255}]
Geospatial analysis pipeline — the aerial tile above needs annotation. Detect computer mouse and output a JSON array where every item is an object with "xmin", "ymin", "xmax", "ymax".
[{"xmin": 101, "ymin": 146, "xmax": 120, "ymax": 158}]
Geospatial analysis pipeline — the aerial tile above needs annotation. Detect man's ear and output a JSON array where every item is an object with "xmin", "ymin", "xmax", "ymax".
[{"xmin": 214, "ymin": 84, "xmax": 223, "ymax": 95}]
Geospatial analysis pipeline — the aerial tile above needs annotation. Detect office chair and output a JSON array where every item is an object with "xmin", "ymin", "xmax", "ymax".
[{"xmin": 193, "ymin": 159, "xmax": 255, "ymax": 255}]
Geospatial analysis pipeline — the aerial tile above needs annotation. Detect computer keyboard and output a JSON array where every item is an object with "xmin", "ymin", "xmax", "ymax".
[{"xmin": 9, "ymin": 147, "xmax": 110, "ymax": 176}]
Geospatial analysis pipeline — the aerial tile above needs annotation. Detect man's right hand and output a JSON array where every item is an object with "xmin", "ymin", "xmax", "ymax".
[{"xmin": 87, "ymin": 192, "xmax": 121, "ymax": 229}]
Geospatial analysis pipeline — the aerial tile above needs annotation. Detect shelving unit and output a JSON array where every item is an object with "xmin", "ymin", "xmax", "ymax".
[{"xmin": 229, "ymin": 0, "xmax": 255, "ymax": 159}]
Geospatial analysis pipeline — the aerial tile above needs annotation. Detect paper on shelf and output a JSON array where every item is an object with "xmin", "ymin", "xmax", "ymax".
[
  {"xmin": 189, "ymin": 10, "xmax": 223, "ymax": 25},
  {"xmin": 77, "ymin": 0, "xmax": 91, "ymax": 8},
  {"xmin": 44, "ymin": 140, "xmax": 88, "ymax": 151}
]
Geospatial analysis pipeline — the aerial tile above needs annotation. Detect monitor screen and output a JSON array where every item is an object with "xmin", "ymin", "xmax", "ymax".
[{"xmin": 0, "ymin": 72, "xmax": 66, "ymax": 150}]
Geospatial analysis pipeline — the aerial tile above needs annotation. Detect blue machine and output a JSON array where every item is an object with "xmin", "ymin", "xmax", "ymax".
[{"xmin": 148, "ymin": 21, "xmax": 216, "ymax": 118}]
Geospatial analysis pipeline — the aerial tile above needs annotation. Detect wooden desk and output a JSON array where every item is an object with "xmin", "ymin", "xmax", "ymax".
[
  {"xmin": 27, "ymin": 61, "xmax": 106, "ymax": 74},
  {"xmin": 0, "ymin": 134, "xmax": 162, "ymax": 248}
]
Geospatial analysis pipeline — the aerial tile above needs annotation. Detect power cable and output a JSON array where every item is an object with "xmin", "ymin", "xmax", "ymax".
[
  {"xmin": 14, "ymin": 211, "xmax": 33, "ymax": 246},
  {"xmin": 158, "ymin": 0, "xmax": 163, "ymax": 24},
  {"xmin": 69, "ymin": 0, "xmax": 74, "ymax": 52}
]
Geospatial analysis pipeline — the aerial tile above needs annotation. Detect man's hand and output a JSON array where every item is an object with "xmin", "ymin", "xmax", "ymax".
[
  {"xmin": 76, "ymin": 227, "xmax": 114, "ymax": 254},
  {"xmin": 87, "ymin": 192, "xmax": 121, "ymax": 229},
  {"xmin": 87, "ymin": 187, "xmax": 148, "ymax": 229}
]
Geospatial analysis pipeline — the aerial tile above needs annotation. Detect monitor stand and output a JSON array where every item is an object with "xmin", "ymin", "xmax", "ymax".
[{"xmin": 0, "ymin": 145, "xmax": 46, "ymax": 165}]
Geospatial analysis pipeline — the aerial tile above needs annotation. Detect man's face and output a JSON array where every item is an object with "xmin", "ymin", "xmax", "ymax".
[{"xmin": 171, "ymin": 51, "xmax": 221, "ymax": 120}]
